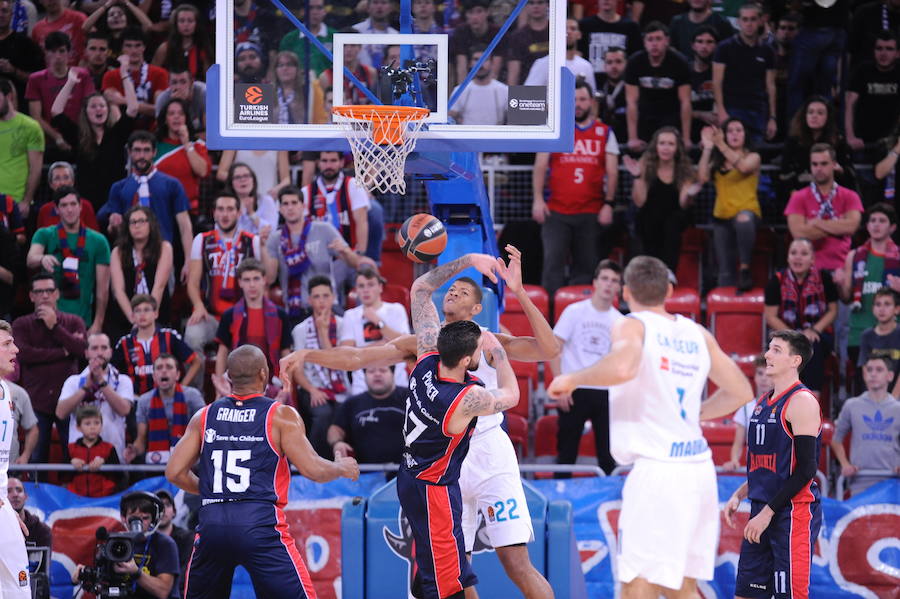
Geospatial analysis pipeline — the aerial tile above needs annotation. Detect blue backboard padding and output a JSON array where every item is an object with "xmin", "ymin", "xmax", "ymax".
[
  {"xmin": 431, "ymin": 285, "xmax": 498, "ymax": 332},
  {"xmin": 205, "ymin": 65, "xmax": 575, "ymax": 153}
]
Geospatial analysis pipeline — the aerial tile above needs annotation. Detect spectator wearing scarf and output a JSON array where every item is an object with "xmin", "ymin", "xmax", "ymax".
[
  {"xmin": 131, "ymin": 353, "xmax": 205, "ymax": 464},
  {"xmin": 764, "ymin": 238, "xmax": 839, "ymax": 392},
  {"xmin": 290, "ymin": 275, "xmax": 350, "ymax": 458},
  {"xmin": 784, "ymin": 143, "xmax": 864, "ymax": 271},
  {"xmin": 214, "ymin": 258, "xmax": 291, "ymax": 383}
]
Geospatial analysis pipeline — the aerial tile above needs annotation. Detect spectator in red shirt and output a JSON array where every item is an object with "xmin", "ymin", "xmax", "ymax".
[
  {"xmin": 37, "ymin": 161, "xmax": 100, "ymax": 230},
  {"xmin": 26, "ymin": 31, "xmax": 94, "ymax": 158},
  {"xmin": 32, "ymin": 0, "xmax": 87, "ymax": 65},
  {"xmin": 154, "ymin": 98, "xmax": 209, "ymax": 216},
  {"xmin": 68, "ymin": 404, "xmax": 119, "ymax": 496},
  {"xmin": 101, "ymin": 27, "xmax": 168, "ymax": 130},
  {"xmin": 532, "ymin": 78, "xmax": 620, "ymax": 299}
]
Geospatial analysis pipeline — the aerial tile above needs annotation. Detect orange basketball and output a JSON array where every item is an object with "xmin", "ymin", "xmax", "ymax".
[{"xmin": 396, "ymin": 213, "xmax": 447, "ymax": 263}]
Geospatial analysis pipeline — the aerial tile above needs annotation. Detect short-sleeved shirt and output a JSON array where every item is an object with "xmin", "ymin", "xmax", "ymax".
[
  {"xmin": 624, "ymin": 50, "xmax": 691, "ymax": 123},
  {"xmin": 553, "ymin": 299, "xmax": 624, "ymax": 384},
  {"xmin": 154, "ymin": 82, "xmax": 206, "ymax": 133},
  {"xmin": 215, "ymin": 304, "xmax": 292, "ymax": 372},
  {"xmin": 31, "ymin": 9, "xmax": 87, "ymax": 65},
  {"xmin": 848, "ymin": 61, "xmax": 900, "ymax": 143},
  {"xmin": 507, "ymin": 25, "xmax": 550, "ymax": 80},
  {"xmin": 669, "ymin": 11, "xmax": 735, "ymax": 58},
  {"xmin": 102, "ymin": 171, "xmax": 190, "ymax": 243},
  {"xmin": 279, "ymin": 23, "xmax": 335, "ymax": 75},
  {"xmin": 266, "ymin": 221, "xmax": 345, "ymax": 309},
  {"xmin": 0, "ymin": 112, "xmax": 44, "ymax": 203},
  {"xmin": 577, "ymin": 16, "xmax": 642, "ymax": 81},
  {"xmin": 30, "ymin": 225, "xmax": 111, "ymax": 326},
  {"xmin": 101, "ymin": 64, "xmax": 169, "ymax": 102},
  {"xmin": 7, "ymin": 382, "xmax": 38, "ymax": 463},
  {"xmin": 25, "ymin": 67, "xmax": 95, "ymax": 123},
  {"xmin": 449, "ymin": 24, "xmax": 509, "ymax": 61},
  {"xmin": 292, "ymin": 314, "xmax": 351, "ymax": 401},
  {"xmin": 783, "ymin": 185, "xmax": 865, "ymax": 271},
  {"xmin": 135, "ymin": 386, "xmax": 206, "ymax": 425},
  {"xmin": 62, "ymin": 366, "xmax": 135, "ymax": 458},
  {"xmin": 333, "ymin": 387, "xmax": 407, "ymax": 464},
  {"xmin": 339, "ymin": 302, "xmax": 411, "ymax": 395},
  {"xmin": 448, "ymin": 79, "xmax": 508, "ymax": 126},
  {"xmin": 112, "ymin": 328, "xmax": 199, "ymax": 396},
  {"xmin": 858, "ymin": 327, "xmax": 900, "ymax": 388},
  {"xmin": 128, "ymin": 532, "xmax": 180, "ymax": 599},
  {"xmin": 713, "ymin": 35, "xmax": 775, "ymax": 111}
]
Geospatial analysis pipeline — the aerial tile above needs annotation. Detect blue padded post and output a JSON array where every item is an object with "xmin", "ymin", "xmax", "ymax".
[
  {"xmin": 341, "ymin": 496, "xmax": 367, "ymax": 599},
  {"xmin": 546, "ymin": 500, "xmax": 589, "ymax": 599}
]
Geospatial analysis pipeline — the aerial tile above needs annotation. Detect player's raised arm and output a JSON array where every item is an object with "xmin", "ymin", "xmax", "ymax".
[
  {"xmin": 446, "ymin": 330, "xmax": 519, "ymax": 435},
  {"xmin": 495, "ymin": 245, "xmax": 562, "ymax": 362},
  {"xmin": 275, "ymin": 404, "xmax": 359, "ymax": 483},
  {"xmin": 165, "ymin": 409, "xmax": 206, "ymax": 495},
  {"xmin": 546, "ymin": 317, "xmax": 645, "ymax": 398},
  {"xmin": 698, "ymin": 327, "xmax": 755, "ymax": 420},
  {"xmin": 280, "ymin": 337, "xmax": 416, "ymax": 388},
  {"xmin": 410, "ymin": 253, "xmax": 500, "ymax": 356}
]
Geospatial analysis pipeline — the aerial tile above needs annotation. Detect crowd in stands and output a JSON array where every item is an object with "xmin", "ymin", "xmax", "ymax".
[{"xmin": 1, "ymin": 4, "xmax": 899, "ymax": 584}]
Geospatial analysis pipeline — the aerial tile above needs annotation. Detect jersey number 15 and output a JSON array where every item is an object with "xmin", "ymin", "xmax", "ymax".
[{"xmin": 210, "ymin": 449, "xmax": 251, "ymax": 493}]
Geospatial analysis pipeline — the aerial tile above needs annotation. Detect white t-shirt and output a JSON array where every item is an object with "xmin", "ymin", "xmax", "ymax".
[
  {"xmin": 525, "ymin": 54, "xmax": 597, "ymax": 94},
  {"xmin": 62, "ymin": 366, "xmax": 135, "ymax": 459},
  {"xmin": 339, "ymin": 302, "xmax": 411, "ymax": 394},
  {"xmin": 237, "ymin": 195, "xmax": 279, "ymax": 236},
  {"xmin": 732, "ymin": 398, "xmax": 757, "ymax": 432},
  {"xmin": 553, "ymin": 299, "xmax": 625, "ymax": 382},
  {"xmin": 609, "ymin": 312, "xmax": 712, "ymax": 464},
  {"xmin": 449, "ymin": 79, "xmax": 509, "ymax": 125}
]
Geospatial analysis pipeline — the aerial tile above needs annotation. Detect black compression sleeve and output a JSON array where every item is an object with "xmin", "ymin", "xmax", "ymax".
[{"xmin": 767, "ymin": 435, "xmax": 818, "ymax": 512}]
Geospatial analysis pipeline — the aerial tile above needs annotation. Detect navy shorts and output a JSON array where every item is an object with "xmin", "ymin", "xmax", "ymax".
[
  {"xmin": 183, "ymin": 501, "xmax": 317, "ymax": 599},
  {"xmin": 735, "ymin": 500, "xmax": 822, "ymax": 599},
  {"xmin": 397, "ymin": 470, "xmax": 477, "ymax": 599}
]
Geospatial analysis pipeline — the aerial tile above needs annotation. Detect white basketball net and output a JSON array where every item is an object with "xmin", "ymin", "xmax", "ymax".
[{"xmin": 332, "ymin": 106, "xmax": 429, "ymax": 195}]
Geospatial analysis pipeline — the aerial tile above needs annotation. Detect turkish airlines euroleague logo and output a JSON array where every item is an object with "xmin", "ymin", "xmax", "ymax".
[{"xmin": 244, "ymin": 86, "xmax": 263, "ymax": 104}]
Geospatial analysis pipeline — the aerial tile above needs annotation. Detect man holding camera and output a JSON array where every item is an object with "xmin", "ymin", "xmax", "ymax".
[{"xmin": 75, "ymin": 491, "xmax": 178, "ymax": 599}]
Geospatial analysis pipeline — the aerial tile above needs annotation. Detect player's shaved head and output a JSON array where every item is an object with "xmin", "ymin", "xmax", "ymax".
[{"xmin": 226, "ymin": 345, "xmax": 269, "ymax": 391}]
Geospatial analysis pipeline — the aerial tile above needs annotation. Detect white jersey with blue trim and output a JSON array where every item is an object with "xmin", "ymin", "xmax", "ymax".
[
  {"xmin": 609, "ymin": 311, "xmax": 712, "ymax": 464},
  {"xmin": 0, "ymin": 380, "xmax": 11, "ymax": 500},
  {"xmin": 471, "ymin": 327, "xmax": 501, "ymax": 436}
]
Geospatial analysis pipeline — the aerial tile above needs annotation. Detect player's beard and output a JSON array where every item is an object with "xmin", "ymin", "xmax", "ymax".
[{"xmin": 575, "ymin": 106, "xmax": 589, "ymax": 122}]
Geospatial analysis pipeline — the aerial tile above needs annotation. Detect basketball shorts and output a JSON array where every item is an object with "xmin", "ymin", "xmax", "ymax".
[
  {"xmin": 183, "ymin": 501, "xmax": 317, "ymax": 599},
  {"xmin": 460, "ymin": 427, "xmax": 533, "ymax": 553},
  {"xmin": 735, "ymin": 499, "xmax": 823, "ymax": 599},
  {"xmin": 617, "ymin": 457, "xmax": 719, "ymax": 590},
  {"xmin": 0, "ymin": 500, "xmax": 30, "ymax": 598},
  {"xmin": 397, "ymin": 470, "xmax": 477, "ymax": 599}
]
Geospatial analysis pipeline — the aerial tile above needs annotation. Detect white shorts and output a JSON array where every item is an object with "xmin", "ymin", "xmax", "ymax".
[
  {"xmin": 460, "ymin": 427, "xmax": 534, "ymax": 553},
  {"xmin": 616, "ymin": 457, "xmax": 718, "ymax": 591},
  {"xmin": 0, "ymin": 500, "xmax": 30, "ymax": 598}
]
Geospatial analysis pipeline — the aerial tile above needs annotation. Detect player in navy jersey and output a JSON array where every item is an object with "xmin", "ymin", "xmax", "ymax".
[
  {"xmin": 401, "ymin": 253, "xmax": 520, "ymax": 599},
  {"xmin": 724, "ymin": 330, "xmax": 823, "ymax": 599},
  {"xmin": 165, "ymin": 345, "xmax": 359, "ymax": 599}
]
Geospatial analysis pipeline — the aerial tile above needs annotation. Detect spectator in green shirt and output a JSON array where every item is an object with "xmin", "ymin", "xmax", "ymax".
[
  {"xmin": 26, "ymin": 186, "xmax": 111, "ymax": 332},
  {"xmin": 0, "ymin": 76, "xmax": 44, "ymax": 219},
  {"xmin": 279, "ymin": 0, "xmax": 335, "ymax": 76}
]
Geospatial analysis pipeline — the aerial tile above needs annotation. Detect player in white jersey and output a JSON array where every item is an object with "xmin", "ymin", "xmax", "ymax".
[
  {"xmin": 0, "ymin": 320, "xmax": 31, "ymax": 597},
  {"xmin": 282, "ymin": 246, "xmax": 558, "ymax": 599},
  {"xmin": 548, "ymin": 256, "xmax": 753, "ymax": 599}
]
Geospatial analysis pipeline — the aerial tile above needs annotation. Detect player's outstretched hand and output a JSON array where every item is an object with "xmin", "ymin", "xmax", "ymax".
[
  {"xmin": 481, "ymin": 329, "xmax": 502, "ymax": 353},
  {"xmin": 743, "ymin": 506, "xmax": 773, "ymax": 544},
  {"xmin": 723, "ymin": 493, "xmax": 741, "ymax": 528},
  {"xmin": 498, "ymin": 244, "xmax": 523, "ymax": 294},
  {"xmin": 547, "ymin": 373, "xmax": 576, "ymax": 400},
  {"xmin": 279, "ymin": 350, "xmax": 308, "ymax": 389},
  {"xmin": 336, "ymin": 456, "xmax": 360, "ymax": 481},
  {"xmin": 468, "ymin": 253, "xmax": 500, "ymax": 284}
]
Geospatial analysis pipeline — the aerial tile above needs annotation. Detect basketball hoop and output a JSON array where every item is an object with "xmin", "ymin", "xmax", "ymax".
[{"xmin": 332, "ymin": 105, "xmax": 430, "ymax": 195}]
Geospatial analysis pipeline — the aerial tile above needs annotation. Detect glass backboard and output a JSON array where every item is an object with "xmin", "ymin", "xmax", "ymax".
[{"xmin": 209, "ymin": 0, "xmax": 572, "ymax": 152}]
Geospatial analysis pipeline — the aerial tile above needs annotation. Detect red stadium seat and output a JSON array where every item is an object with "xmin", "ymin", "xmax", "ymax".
[
  {"xmin": 675, "ymin": 228, "xmax": 705, "ymax": 290},
  {"xmin": 707, "ymin": 287, "xmax": 766, "ymax": 356},
  {"xmin": 382, "ymin": 283, "xmax": 411, "ymax": 314},
  {"xmin": 665, "ymin": 287, "xmax": 701, "ymax": 321},
  {"xmin": 708, "ymin": 353, "xmax": 758, "ymax": 397},
  {"xmin": 512, "ymin": 361, "xmax": 539, "ymax": 384},
  {"xmin": 504, "ymin": 284, "xmax": 550, "ymax": 319},
  {"xmin": 533, "ymin": 414, "xmax": 597, "ymax": 478},
  {"xmin": 751, "ymin": 227, "xmax": 777, "ymax": 288},
  {"xmin": 512, "ymin": 375, "xmax": 531, "ymax": 420},
  {"xmin": 701, "ymin": 420, "xmax": 737, "ymax": 466},
  {"xmin": 506, "ymin": 413, "xmax": 529, "ymax": 459},
  {"xmin": 553, "ymin": 285, "xmax": 593, "ymax": 324}
]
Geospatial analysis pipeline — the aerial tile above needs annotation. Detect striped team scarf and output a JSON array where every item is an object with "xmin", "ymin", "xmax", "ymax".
[{"xmin": 147, "ymin": 385, "xmax": 188, "ymax": 452}]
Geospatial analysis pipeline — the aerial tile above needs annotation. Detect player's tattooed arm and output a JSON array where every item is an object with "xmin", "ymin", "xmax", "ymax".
[
  {"xmin": 410, "ymin": 253, "xmax": 500, "ymax": 356},
  {"xmin": 460, "ymin": 386, "xmax": 514, "ymax": 417}
]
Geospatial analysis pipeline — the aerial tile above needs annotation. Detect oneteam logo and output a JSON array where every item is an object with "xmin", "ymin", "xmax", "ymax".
[
  {"xmin": 244, "ymin": 86, "xmax": 263, "ymax": 104},
  {"xmin": 508, "ymin": 98, "xmax": 519, "ymax": 108}
]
